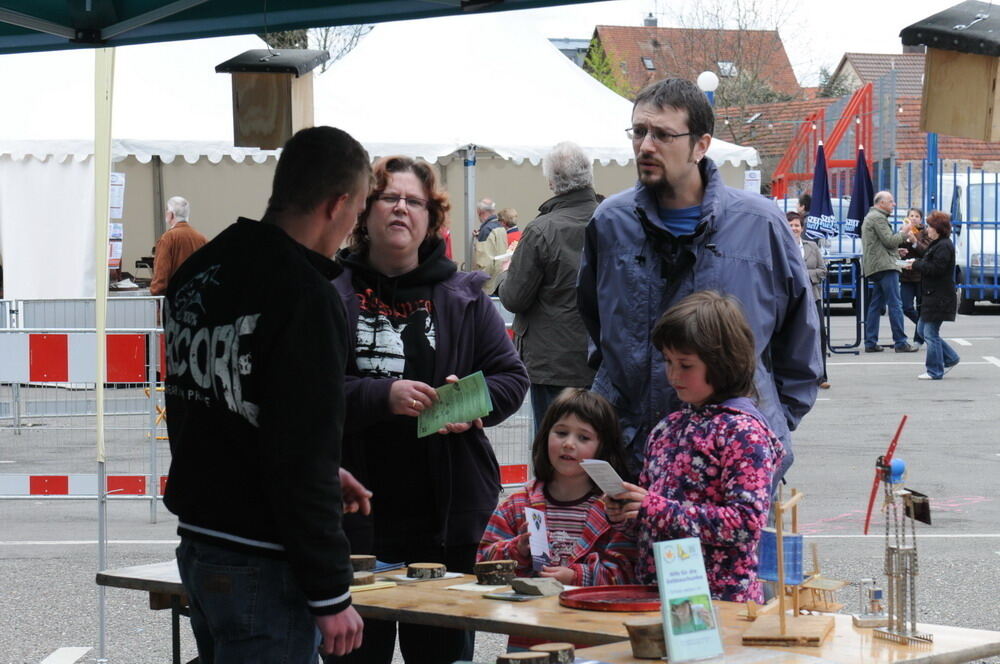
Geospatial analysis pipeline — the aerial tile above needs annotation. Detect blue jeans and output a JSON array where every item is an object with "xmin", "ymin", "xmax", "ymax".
[
  {"xmin": 177, "ymin": 538, "xmax": 320, "ymax": 664},
  {"xmin": 530, "ymin": 383, "xmax": 570, "ymax": 435},
  {"xmin": 899, "ymin": 281, "xmax": 924, "ymax": 343},
  {"xmin": 916, "ymin": 319, "xmax": 960, "ymax": 379},
  {"xmin": 864, "ymin": 271, "xmax": 909, "ymax": 349}
]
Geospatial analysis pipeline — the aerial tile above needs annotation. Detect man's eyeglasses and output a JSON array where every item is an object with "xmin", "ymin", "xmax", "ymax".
[
  {"xmin": 375, "ymin": 193, "xmax": 428, "ymax": 210},
  {"xmin": 625, "ymin": 126, "xmax": 693, "ymax": 144}
]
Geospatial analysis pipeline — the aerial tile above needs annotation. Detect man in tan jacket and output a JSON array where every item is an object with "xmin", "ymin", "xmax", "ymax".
[
  {"xmin": 150, "ymin": 196, "xmax": 207, "ymax": 295},
  {"xmin": 861, "ymin": 191, "xmax": 918, "ymax": 353},
  {"xmin": 472, "ymin": 197, "xmax": 508, "ymax": 294}
]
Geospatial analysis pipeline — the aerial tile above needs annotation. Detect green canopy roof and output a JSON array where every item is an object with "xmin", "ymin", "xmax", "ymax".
[{"xmin": 0, "ymin": 0, "xmax": 595, "ymax": 55}]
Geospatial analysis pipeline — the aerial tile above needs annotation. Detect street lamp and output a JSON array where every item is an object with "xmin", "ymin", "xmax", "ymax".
[{"xmin": 697, "ymin": 71, "xmax": 720, "ymax": 106}]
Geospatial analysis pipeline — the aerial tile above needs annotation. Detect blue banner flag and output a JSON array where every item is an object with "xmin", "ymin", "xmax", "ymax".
[
  {"xmin": 845, "ymin": 148, "xmax": 874, "ymax": 238},
  {"xmin": 806, "ymin": 143, "xmax": 837, "ymax": 240},
  {"xmin": 950, "ymin": 183, "xmax": 962, "ymax": 236}
]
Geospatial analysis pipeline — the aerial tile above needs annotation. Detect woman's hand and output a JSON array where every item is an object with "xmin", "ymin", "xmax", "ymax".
[
  {"xmin": 388, "ymin": 380, "xmax": 437, "ymax": 417},
  {"xmin": 539, "ymin": 565, "xmax": 575, "ymax": 584},
  {"xmin": 605, "ymin": 482, "xmax": 647, "ymax": 523},
  {"xmin": 436, "ymin": 374, "xmax": 485, "ymax": 434}
]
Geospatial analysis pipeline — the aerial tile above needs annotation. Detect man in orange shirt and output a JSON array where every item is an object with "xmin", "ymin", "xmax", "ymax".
[{"xmin": 150, "ymin": 196, "xmax": 207, "ymax": 295}]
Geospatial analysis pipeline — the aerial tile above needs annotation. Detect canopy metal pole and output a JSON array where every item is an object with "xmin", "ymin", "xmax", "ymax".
[
  {"xmin": 94, "ymin": 46, "xmax": 115, "ymax": 664},
  {"xmin": 463, "ymin": 145, "xmax": 477, "ymax": 270}
]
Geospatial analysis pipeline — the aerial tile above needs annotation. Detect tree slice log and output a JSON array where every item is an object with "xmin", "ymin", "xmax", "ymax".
[
  {"xmin": 350, "ymin": 555, "xmax": 376, "ymax": 572},
  {"xmin": 351, "ymin": 571, "xmax": 375, "ymax": 586},
  {"xmin": 528, "ymin": 642, "xmax": 575, "ymax": 664},
  {"xmin": 406, "ymin": 562, "xmax": 446, "ymax": 579},
  {"xmin": 624, "ymin": 616, "xmax": 667, "ymax": 659},
  {"xmin": 496, "ymin": 652, "xmax": 549, "ymax": 664},
  {"xmin": 474, "ymin": 559, "xmax": 516, "ymax": 585}
]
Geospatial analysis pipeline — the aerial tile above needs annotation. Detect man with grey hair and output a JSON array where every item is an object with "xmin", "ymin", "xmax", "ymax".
[
  {"xmin": 473, "ymin": 197, "xmax": 508, "ymax": 294},
  {"xmin": 498, "ymin": 141, "xmax": 597, "ymax": 430},
  {"xmin": 861, "ymin": 190, "xmax": 919, "ymax": 353},
  {"xmin": 150, "ymin": 196, "xmax": 207, "ymax": 295}
]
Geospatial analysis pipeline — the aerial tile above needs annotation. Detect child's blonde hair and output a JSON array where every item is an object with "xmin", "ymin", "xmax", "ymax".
[
  {"xmin": 651, "ymin": 291, "xmax": 757, "ymax": 404},
  {"xmin": 531, "ymin": 388, "xmax": 629, "ymax": 483}
]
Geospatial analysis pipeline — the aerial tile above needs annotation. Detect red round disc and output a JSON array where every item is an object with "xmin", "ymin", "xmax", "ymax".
[{"xmin": 558, "ymin": 585, "xmax": 661, "ymax": 612}]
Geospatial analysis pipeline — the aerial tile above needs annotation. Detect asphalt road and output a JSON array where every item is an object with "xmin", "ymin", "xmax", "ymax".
[{"xmin": 1, "ymin": 310, "xmax": 998, "ymax": 664}]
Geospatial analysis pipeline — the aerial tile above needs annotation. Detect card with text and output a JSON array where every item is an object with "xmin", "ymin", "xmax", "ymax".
[
  {"xmin": 653, "ymin": 538, "xmax": 723, "ymax": 662},
  {"xmin": 417, "ymin": 371, "xmax": 493, "ymax": 438}
]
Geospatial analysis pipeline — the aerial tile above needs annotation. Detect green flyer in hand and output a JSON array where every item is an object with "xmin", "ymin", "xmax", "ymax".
[{"xmin": 417, "ymin": 371, "xmax": 493, "ymax": 438}]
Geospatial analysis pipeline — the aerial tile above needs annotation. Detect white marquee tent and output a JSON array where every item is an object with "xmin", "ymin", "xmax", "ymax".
[{"xmin": 0, "ymin": 16, "xmax": 759, "ymax": 300}]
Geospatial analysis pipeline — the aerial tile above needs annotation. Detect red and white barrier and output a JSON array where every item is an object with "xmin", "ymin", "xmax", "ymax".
[
  {"xmin": 0, "ymin": 333, "xmax": 149, "ymax": 383},
  {"xmin": 0, "ymin": 474, "xmax": 168, "ymax": 496}
]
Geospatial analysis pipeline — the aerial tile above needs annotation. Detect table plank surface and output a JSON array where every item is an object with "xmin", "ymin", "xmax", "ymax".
[{"xmin": 95, "ymin": 561, "xmax": 1000, "ymax": 663}]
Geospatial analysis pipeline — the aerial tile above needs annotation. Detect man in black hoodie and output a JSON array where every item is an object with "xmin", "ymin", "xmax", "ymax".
[{"xmin": 163, "ymin": 126, "xmax": 372, "ymax": 661}]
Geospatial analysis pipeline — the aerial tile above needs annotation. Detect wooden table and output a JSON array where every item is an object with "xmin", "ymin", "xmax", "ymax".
[{"xmin": 96, "ymin": 561, "xmax": 1000, "ymax": 664}]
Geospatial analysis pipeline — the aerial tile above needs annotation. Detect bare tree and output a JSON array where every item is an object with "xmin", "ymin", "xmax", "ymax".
[
  {"xmin": 259, "ymin": 25, "xmax": 372, "ymax": 72},
  {"xmin": 664, "ymin": 0, "xmax": 799, "ymax": 109}
]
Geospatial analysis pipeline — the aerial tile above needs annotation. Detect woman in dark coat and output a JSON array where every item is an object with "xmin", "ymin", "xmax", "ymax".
[
  {"xmin": 898, "ymin": 207, "xmax": 929, "ymax": 346},
  {"xmin": 905, "ymin": 210, "xmax": 960, "ymax": 380},
  {"xmin": 331, "ymin": 156, "xmax": 529, "ymax": 664}
]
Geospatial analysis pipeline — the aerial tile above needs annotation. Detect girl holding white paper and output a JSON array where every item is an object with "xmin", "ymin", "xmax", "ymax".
[
  {"xmin": 606, "ymin": 291, "xmax": 784, "ymax": 603},
  {"xmin": 477, "ymin": 388, "xmax": 636, "ymax": 588}
]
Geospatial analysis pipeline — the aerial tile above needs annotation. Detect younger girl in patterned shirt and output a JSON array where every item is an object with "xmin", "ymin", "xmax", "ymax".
[
  {"xmin": 606, "ymin": 291, "xmax": 784, "ymax": 603},
  {"xmin": 477, "ymin": 388, "xmax": 636, "ymax": 587}
]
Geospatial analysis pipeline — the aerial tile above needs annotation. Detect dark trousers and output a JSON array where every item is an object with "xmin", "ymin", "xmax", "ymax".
[
  {"xmin": 900, "ymin": 280, "xmax": 924, "ymax": 343},
  {"xmin": 327, "ymin": 528, "xmax": 476, "ymax": 664},
  {"xmin": 529, "ymin": 383, "xmax": 570, "ymax": 435},
  {"xmin": 177, "ymin": 537, "xmax": 319, "ymax": 664},
  {"xmin": 814, "ymin": 299, "xmax": 828, "ymax": 382}
]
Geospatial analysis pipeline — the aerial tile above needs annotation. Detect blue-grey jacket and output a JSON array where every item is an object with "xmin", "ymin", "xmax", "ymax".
[{"xmin": 577, "ymin": 158, "xmax": 821, "ymax": 480}]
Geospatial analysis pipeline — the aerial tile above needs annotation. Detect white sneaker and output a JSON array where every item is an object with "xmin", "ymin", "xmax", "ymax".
[
  {"xmin": 944, "ymin": 362, "xmax": 958, "ymax": 375},
  {"xmin": 917, "ymin": 373, "xmax": 935, "ymax": 380}
]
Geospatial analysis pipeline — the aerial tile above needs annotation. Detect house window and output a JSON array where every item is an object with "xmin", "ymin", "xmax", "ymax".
[
  {"xmin": 641, "ymin": 56, "xmax": 655, "ymax": 70},
  {"xmin": 718, "ymin": 61, "xmax": 737, "ymax": 77}
]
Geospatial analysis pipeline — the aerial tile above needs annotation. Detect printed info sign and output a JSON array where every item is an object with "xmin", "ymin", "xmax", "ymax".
[{"xmin": 653, "ymin": 538, "xmax": 723, "ymax": 661}]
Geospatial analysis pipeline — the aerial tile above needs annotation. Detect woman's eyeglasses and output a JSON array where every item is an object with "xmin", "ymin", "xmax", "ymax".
[{"xmin": 376, "ymin": 193, "xmax": 428, "ymax": 210}]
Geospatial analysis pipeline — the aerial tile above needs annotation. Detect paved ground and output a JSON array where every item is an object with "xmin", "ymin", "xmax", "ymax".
[{"xmin": 1, "ymin": 309, "xmax": 998, "ymax": 663}]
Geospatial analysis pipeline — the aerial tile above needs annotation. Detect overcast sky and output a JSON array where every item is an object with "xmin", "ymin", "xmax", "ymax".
[{"xmin": 503, "ymin": 0, "xmax": 955, "ymax": 86}]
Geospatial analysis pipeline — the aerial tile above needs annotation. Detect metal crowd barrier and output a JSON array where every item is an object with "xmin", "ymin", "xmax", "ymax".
[{"xmin": 0, "ymin": 297, "xmax": 535, "ymax": 522}]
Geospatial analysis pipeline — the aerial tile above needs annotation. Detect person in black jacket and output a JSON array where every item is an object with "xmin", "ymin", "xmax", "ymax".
[
  {"xmin": 163, "ymin": 126, "xmax": 373, "ymax": 661},
  {"xmin": 331, "ymin": 156, "xmax": 529, "ymax": 664},
  {"xmin": 904, "ymin": 210, "xmax": 960, "ymax": 380}
]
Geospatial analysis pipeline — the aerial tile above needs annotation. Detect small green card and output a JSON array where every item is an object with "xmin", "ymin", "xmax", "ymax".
[{"xmin": 417, "ymin": 371, "xmax": 493, "ymax": 438}]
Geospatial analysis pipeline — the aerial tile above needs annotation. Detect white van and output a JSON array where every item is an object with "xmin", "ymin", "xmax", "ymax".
[{"xmin": 937, "ymin": 175, "xmax": 1000, "ymax": 312}]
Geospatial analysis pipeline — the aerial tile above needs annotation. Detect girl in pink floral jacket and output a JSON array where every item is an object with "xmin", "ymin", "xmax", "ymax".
[{"xmin": 607, "ymin": 291, "xmax": 784, "ymax": 603}]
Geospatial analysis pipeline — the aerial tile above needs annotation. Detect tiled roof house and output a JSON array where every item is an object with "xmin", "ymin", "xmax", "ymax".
[
  {"xmin": 591, "ymin": 25, "xmax": 800, "ymax": 99},
  {"xmin": 831, "ymin": 52, "xmax": 925, "ymax": 96}
]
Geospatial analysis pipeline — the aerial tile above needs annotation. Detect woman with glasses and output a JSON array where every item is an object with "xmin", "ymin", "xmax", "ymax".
[{"xmin": 330, "ymin": 156, "xmax": 528, "ymax": 664}]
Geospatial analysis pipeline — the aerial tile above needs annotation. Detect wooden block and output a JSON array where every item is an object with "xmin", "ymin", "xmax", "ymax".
[
  {"xmin": 475, "ymin": 559, "xmax": 516, "ymax": 585},
  {"xmin": 352, "ymin": 571, "xmax": 375, "ymax": 586},
  {"xmin": 407, "ymin": 562, "xmax": 446, "ymax": 579},
  {"xmin": 528, "ymin": 642, "xmax": 575, "ymax": 664},
  {"xmin": 741, "ymin": 614, "xmax": 834, "ymax": 647},
  {"xmin": 921, "ymin": 47, "xmax": 1000, "ymax": 142},
  {"xmin": 496, "ymin": 652, "xmax": 549, "ymax": 664},
  {"xmin": 510, "ymin": 577, "xmax": 564, "ymax": 597},
  {"xmin": 623, "ymin": 616, "xmax": 666, "ymax": 659},
  {"xmin": 350, "ymin": 555, "xmax": 376, "ymax": 572}
]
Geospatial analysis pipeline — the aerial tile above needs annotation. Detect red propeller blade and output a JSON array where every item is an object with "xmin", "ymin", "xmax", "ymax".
[{"xmin": 863, "ymin": 415, "xmax": 908, "ymax": 535}]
